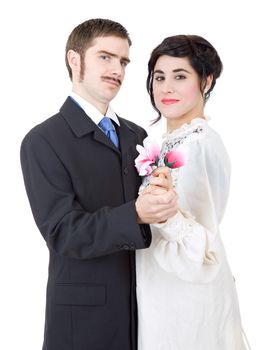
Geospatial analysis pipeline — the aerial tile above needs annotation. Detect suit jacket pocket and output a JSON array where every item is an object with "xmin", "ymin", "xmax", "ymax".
[{"xmin": 53, "ymin": 283, "xmax": 106, "ymax": 306}]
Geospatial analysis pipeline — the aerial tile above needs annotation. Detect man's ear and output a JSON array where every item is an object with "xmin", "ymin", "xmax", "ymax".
[{"xmin": 67, "ymin": 50, "xmax": 81, "ymax": 77}]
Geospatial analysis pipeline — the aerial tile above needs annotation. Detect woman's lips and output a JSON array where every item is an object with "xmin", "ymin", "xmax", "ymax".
[{"xmin": 161, "ymin": 98, "xmax": 179, "ymax": 105}]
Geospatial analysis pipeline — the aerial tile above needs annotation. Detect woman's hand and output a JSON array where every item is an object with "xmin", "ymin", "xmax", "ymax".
[
  {"xmin": 150, "ymin": 166, "xmax": 174, "ymax": 191},
  {"xmin": 140, "ymin": 166, "xmax": 174, "ymax": 195},
  {"xmin": 136, "ymin": 167, "xmax": 178, "ymax": 223}
]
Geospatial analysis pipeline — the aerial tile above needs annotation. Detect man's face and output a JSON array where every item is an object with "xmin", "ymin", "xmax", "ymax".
[{"xmin": 70, "ymin": 36, "xmax": 130, "ymax": 113}]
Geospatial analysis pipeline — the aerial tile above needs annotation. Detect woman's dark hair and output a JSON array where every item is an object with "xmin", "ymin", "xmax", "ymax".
[
  {"xmin": 147, "ymin": 35, "xmax": 223, "ymax": 123},
  {"xmin": 65, "ymin": 18, "xmax": 131, "ymax": 80}
]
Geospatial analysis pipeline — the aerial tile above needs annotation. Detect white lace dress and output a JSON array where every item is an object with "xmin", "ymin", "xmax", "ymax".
[{"xmin": 136, "ymin": 118, "xmax": 248, "ymax": 350}]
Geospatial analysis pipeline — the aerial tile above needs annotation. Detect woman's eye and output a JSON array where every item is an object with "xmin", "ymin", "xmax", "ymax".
[
  {"xmin": 176, "ymin": 75, "xmax": 186, "ymax": 80},
  {"xmin": 155, "ymin": 76, "xmax": 164, "ymax": 81}
]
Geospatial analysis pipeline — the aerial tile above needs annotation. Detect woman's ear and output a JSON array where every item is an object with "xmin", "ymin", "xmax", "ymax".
[{"xmin": 204, "ymin": 75, "xmax": 213, "ymax": 93}]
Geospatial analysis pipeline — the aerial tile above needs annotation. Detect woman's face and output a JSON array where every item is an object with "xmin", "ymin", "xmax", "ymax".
[{"xmin": 152, "ymin": 55, "xmax": 205, "ymax": 131}]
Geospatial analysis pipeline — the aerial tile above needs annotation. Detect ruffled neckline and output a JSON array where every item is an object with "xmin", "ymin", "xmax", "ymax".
[{"xmin": 162, "ymin": 116, "xmax": 209, "ymax": 139}]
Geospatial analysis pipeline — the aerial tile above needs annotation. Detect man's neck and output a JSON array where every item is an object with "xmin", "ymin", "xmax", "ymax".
[{"xmin": 71, "ymin": 89, "xmax": 108, "ymax": 115}]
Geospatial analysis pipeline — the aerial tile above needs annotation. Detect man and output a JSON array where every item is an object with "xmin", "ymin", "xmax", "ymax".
[{"xmin": 20, "ymin": 18, "xmax": 178, "ymax": 350}]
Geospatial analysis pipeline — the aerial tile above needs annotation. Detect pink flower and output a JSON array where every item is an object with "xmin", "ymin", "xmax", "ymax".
[
  {"xmin": 164, "ymin": 149, "xmax": 186, "ymax": 169},
  {"xmin": 135, "ymin": 137, "xmax": 160, "ymax": 176},
  {"xmin": 135, "ymin": 137, "xmax": 186, "ymax": 176}
]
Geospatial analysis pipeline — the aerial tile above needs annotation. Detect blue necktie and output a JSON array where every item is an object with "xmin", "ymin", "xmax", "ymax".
[{"xmin": 98, "ymin": 117, "xmax": 119, "ymax": 148}]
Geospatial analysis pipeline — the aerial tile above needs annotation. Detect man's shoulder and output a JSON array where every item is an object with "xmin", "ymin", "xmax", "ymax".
[
  {"xmin": 23, "ymin": 112, "xmax": 62, "ymax": 139},
  {"xmin": 22, "ymin": 98, "xmax": 76, "ymax": 142},
  {"xmin": 20, "ymin": 109, "xmax": 69, "ymax": 153}
]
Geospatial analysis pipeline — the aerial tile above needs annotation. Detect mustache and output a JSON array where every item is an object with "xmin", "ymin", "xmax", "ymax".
[{"xmin": 101, "ymin": 76, "xmax": 122, "ymax": 86}]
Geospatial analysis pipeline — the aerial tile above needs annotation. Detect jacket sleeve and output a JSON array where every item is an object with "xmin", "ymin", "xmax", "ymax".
[{"xmin": 20, "ymin": 130, "xmax": 151, "ymax": 259}]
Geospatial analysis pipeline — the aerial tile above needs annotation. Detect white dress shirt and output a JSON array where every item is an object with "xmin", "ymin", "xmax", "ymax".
[{"xmin": 69, "ymin": 91, "xmax": 120, "ymax": 127}]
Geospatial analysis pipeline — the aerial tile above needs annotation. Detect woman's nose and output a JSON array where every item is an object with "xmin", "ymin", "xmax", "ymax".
[{"xmin": 162, "ymin": 81, "xmax": 174, "ymax": 93}]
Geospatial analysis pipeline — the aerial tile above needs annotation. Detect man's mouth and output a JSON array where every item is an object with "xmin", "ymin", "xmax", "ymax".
[{"xmin": 102, "ymin": 76, "xmax": 121, "ymax": 87}]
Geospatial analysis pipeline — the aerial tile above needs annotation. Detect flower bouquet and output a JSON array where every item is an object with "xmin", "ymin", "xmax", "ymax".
[{"xmin": 135, "ymin": 137, "xmax": 186, "ymax": 176}]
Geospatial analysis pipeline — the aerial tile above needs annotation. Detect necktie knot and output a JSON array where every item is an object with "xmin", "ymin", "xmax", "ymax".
[
  {"xmin": 99, "ymin": 117, "xmax": 114, "ymax": 131},
  {"xmin": 98, "ymin": 117, "xmax": 119, "ymax": 148}
]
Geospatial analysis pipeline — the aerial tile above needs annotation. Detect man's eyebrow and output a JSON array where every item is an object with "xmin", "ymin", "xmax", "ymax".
[
  {"xmin": 97, "ymin": 50, "xmax": 130, "ymax": 64},
  {"xmin": 153, "ymin": 68, "xmax": 191, "ymax": 74}
]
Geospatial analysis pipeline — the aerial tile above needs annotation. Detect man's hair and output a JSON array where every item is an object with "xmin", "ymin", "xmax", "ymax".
[{"xmin": 65, "ymin": 18, "xmax": 132, "ymax": 80}]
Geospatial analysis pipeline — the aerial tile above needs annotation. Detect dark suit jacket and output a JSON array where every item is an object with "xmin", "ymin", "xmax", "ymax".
[{"xmin": 20, "ymin": 97, "xmax": 151, "ymax": 350}]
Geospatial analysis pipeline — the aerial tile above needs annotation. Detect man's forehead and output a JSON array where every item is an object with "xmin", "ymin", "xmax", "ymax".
[
  {"xmin": 89, "ymin": 36, "xmax": 130, "ymax": 58},
  {"xmin": 91, "ymin": 35, "xmax": 129, "ymax": 47}
]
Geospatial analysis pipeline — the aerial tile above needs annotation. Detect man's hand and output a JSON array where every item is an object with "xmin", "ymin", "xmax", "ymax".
[{"xmin": 135, "ymin": 188, "xmax": 178, "ymax": 224}]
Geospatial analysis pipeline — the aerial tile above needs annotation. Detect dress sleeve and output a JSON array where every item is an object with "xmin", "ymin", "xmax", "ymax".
[{"xmin": 152, "ymin": 127, "xmax": 231, "ymax": 283}]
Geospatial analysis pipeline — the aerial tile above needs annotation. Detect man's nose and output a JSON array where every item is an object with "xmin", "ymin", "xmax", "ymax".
[{"xmin": 110, "ymin": 59, "xmax": 124, "ymax": 77}]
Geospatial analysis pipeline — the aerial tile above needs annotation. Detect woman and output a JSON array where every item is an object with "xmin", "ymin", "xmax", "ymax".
[{"xmin": 136, "ymin": 35, "xmax": 249, "ymax": 350}]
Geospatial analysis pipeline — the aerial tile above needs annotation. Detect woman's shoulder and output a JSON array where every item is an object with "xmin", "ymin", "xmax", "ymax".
[
  {"xmin": 198, "ymin": 122, "xmax": 231, "ymax": 175},
  {"xmin": 203, "ymin": 122, "xmax": 229, "ymax": 158},
  {"xmin": 162, "ymin": 117, "xmax": 224, "ymax": 150},
  {"xmin": 182, "ymin": 117, "xmax": 227, "ymax": 153},
  {"xmin": 163, "ymin": 117, "xmax": 230, "ymax": 167},
  {"xmin": 161, "ymin": 118, "xmax": 205, "ymax": 152}
]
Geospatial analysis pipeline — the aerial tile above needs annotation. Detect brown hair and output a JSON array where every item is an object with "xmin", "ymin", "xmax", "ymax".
[{"xmin": 65, "ymin": 18, "xmax": 132, "ymax": 80}]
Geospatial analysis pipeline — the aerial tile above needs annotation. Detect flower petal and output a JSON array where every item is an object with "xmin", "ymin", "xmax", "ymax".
[{"xmin": 165, "ymin": 148, "xmax": 186, "ymax": 168}]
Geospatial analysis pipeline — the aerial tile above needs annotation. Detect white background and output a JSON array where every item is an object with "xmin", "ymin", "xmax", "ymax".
[{"xmin": 1, "ymin": 0, "xmax": 269, "ymax": 348}]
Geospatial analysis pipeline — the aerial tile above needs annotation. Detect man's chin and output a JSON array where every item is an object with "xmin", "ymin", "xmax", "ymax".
[{"xmin": 104, "ymin": 89, "xmax": 120, "ymax": 100}]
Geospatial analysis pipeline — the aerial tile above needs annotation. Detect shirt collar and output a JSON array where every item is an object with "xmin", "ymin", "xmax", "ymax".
[{"xmin": 69, "ymin": 91, "xmax": 120, "ymax": 126}]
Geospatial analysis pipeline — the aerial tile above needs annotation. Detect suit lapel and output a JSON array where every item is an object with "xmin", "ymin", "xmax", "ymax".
[
  {"xmin": 93, "ymin": 128, "xmax": 120, "ymax": 154},
  {"xmin": 117, "ymin": 118, "xmax": 138, "ymax": 156},
  {"xmin": 60, "ymin": 97, "xmax": 120, "ymax": 154}
]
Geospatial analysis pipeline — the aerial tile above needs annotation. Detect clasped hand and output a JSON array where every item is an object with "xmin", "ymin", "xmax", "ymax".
[{"xmin": 135, "ymin": 167, "xmax": 178, "ymax": 224}]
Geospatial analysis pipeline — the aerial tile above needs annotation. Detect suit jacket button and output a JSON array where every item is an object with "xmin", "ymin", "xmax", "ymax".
[
  {"xmin": 130, "ymin": 242, "xmax": 135, "ymax": 250},
  {"xmin": 123, "ymin": 168, "xmax": 128, "ymax": 175},
  {"xmin": 121, "ymin": 244, "xmax": 130, "ymax": 250}
]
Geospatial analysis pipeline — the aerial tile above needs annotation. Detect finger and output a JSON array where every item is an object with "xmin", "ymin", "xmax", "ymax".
[
  {"xmin": 154, "ymin": 189, "xmax": 178, "ymax": 204},
  {"xmin": 151, "ymin": 206, "xmax": 179, "ymax": 223},
  {"xmin": 141, "ymin": 184, "xmax": 166, "ymax": 195},
  {"xmin": 149, "ymin": 176, "xmax": 172, "ymax": 190},
  {"xmin": 152, "ymin": 166, "xmax": 170, "ymax": 178},
  {"xmin": 165, "ymin": 189, "xmax": 178, "ymax": 203},
  {"xmin": 141, "ymin": 189, "xmax": 178, "ymax": 207},
  {"xmin": 150, "ymin": 173, "xmax": 173, "ymax": 189},
  {"xmin": 148, "ymin": 187, "xmax": 168, "ymax": 195},
  {"xmin": 140, "ymin": 184, "xmax": 155, "ymax": 194}
]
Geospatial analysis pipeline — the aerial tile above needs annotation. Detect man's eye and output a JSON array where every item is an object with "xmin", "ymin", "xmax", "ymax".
[{"xmin": 100, "ymin": 55, "xmax": 110, "ymax": 60}]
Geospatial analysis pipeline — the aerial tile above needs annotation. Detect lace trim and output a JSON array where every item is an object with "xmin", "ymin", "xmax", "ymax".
[
  {"xmin": 153, "ymin": 210, "xmax": 195, "ymax": 240},
  {"xmin": 161, "ymin": 125, "xmax": 203, "ymax": 158},
  {"xmin": 162, "ymin": 117, "xmax": 207, "ymax": 139},
  {"xmin": 140, "ymin": 124, "xmax": 205, "ymax": 190},
  {"xmin": 161, "ymin": 126, "xmax": 204, "ymax": 187}
]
